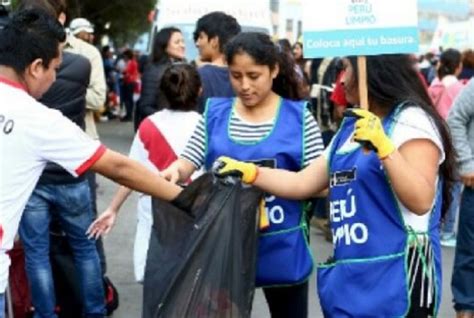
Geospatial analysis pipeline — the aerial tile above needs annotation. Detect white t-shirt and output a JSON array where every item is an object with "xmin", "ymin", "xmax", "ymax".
[
  {"xmin": 0, "ymin": 79, "xmax": 105, "ymax": 293},
  {"xmin": 391, "ymin": 107, "xmax": 444, "ymax": 232},
  {"xmin": 324, "ymin": 107, "xmax": 445, "ymax": 232},
  {"xmin": 129, "ymin": 109, "xmax": 201, "ymax": 282}
]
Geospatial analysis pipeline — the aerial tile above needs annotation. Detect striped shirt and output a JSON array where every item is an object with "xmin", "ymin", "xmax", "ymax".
[{"xmin": 182, "ymin": 107, "xmax": 324, "ymax": 169}]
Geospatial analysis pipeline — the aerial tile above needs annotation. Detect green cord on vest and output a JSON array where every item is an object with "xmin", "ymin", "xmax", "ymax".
[{"xmin": 406, "ymin": 226, "xmax": 431, "ymax": 280}]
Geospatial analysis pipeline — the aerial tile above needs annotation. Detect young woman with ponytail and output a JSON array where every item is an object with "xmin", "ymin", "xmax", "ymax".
[
  {"xmin": 428, "ymin": 48, "xmax": 465, "ymax": 119},
  {"xmin": 162, "ymin": 32, "xmax": 325, "ymax": 317},
  {"xmin": 89, "ymin": 63, "xmax": 202, "ymax": 283}
]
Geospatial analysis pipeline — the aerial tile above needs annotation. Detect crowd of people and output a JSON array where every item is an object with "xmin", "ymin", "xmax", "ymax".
[{"xmin": 2, "ymin": 0, "xmax": 474, "ymax": 317}]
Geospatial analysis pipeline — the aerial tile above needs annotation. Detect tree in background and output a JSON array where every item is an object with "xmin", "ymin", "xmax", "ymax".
[{"xmin": 12, "ymin": 0, "xmax": 155, "ymax": 46}]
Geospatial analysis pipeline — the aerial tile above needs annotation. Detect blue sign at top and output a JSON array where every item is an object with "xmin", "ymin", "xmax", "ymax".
[
  {"xmin": 304, "ymin": 27, "xmax": 420, "ymax": 58},
  {"xmin": 302, "ymin": 0, "xmax": 420, "ymax": 58}
]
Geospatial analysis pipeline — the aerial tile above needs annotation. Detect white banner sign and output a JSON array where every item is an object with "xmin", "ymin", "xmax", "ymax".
[{"xmin": 302, "ymin": 0, "xmax": 419, "ymax": 58}]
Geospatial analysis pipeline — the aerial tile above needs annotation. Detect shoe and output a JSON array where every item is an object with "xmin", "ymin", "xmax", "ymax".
[
  {"xmin": 120, "ymin": 116, "xmax": 132, "ymax": 122},
  {"xmin": 440, "ymin": 232, "xmax": 456, "ymax": 247}
]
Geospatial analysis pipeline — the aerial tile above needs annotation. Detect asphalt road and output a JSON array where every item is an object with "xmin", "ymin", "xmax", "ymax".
[{"xmin": 97, "ymin": 120, "xmax": 457, "ymax": 317}]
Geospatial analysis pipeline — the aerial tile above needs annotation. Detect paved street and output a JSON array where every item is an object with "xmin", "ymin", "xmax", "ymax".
[{"xmin": 97, "ymin": 120, "xmax": 457, "ymax": 317}]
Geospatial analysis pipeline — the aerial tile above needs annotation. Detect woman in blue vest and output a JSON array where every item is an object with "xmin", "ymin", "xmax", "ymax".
[
  {"xmin": 162, "ymin": 32, "xmax": 325, "ymax": 317},
  {"xmin": 216, "ymin": 55, "xmax": 457, "ymax": 317}
]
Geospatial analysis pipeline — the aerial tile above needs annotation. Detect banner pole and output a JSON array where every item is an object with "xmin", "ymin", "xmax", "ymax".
[{"xmin": 357, "ymin": 56, "xmax": 369, "ymax": 110}]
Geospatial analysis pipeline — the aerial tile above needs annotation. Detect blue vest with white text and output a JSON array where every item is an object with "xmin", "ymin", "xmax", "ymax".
[
  {"xmin": 205, "ymin": 97, "xmax": 313, "ymax": 287},
  {"xmin": 317, "ymin": 105, "xmax": 442, "ymax": 317}
]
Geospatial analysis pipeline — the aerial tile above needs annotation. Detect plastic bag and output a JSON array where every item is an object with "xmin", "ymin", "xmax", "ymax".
[{"xmin": 142, "ymin": 173, "xmax": 263, "ymax": 318}]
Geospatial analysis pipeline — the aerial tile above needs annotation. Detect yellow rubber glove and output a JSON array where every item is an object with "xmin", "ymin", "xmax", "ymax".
[
  {"xmin": 344, "ymin": 109, "xmax": 395, "ymax": 159},
  {"xmin": 213, "ymin": 156, "xmax": 258, "ymax": 184}
]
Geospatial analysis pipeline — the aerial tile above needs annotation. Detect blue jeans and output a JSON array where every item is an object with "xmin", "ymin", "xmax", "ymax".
[
  {"xmin": 19, "ymin": 181, "xmax": 105, "ymax": 318},
  {"xmin": 442, "ymin": 181, "xmax": 463, "ymax": 235},
  {"xmin": 0, "ymin": 293, "xmax": 4, "ymax": 318},
  {"xmin": 452, "ymin": 187, "xmax": 474, "ymax": 312}
]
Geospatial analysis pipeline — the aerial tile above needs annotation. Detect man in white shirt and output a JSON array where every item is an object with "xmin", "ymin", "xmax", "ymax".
[
  {"xmin": 0, "ymin": 9, "xmax": 181, "ymax": 317},
  {"xmin": 23, "ymin": 0, "xmax": 108, "ymax": 281}
]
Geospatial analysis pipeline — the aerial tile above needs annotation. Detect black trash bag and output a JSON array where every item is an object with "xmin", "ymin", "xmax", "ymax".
[{"xmin": 143, "ymin": 173, "xmax": 263, "ymax": 318}]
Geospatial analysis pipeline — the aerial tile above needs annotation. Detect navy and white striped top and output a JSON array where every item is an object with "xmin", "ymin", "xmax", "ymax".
[{"xmin": 181, "ymin": 107, "xmax": 325, "ymax": 169}]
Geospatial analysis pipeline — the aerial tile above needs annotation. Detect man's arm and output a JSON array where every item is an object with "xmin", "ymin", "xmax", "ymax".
[
  {"xmin": 447, "ymin": 80, "xmax": 474, "ymax": 176},
  {"xmin": 90, "ymin": 149, "xmax": 182, "ymax": 201}
]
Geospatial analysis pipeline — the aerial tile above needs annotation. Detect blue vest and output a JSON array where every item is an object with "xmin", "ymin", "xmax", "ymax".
[
  {"xmin": 317, "ymin": 106, "xmax": 442, "ymax": 317},
  {"xmin": 205, "ymin": 97, "xmax": 313, "ymax": 287}
]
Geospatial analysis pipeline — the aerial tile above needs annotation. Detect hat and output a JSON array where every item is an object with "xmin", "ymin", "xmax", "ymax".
[{"xmin": 69, "ymin": 18, "xmax": 94, "ymax": 35}]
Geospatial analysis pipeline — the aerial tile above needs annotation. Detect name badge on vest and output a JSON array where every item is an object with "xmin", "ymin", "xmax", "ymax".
[{"xmin": 330, "ymin": 168, "xmax": 357, "ymax": 187}]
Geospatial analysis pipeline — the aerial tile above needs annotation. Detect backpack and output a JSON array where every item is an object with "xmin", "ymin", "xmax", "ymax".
[{"xmin": 50, "ymin": 233, "xmax": 119, "ymax": 317}]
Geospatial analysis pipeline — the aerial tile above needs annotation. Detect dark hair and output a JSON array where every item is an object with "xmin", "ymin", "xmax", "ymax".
[
  {"xmin": 225, "ymin": 32, "xmax": 305, "ymax": 100},
  {"xmin": 101, "ymin": 45, "xmax": 110, "ymax": 56},
  {"xmin": 292, "ymin": 41, "xmax": 309, "ymax": 81},
  {"xmin": 193, "ymin": 11, "xmax": 241, "ymax": 53},
  {"xmin": 0, "ymin": 9, "xmax": 65, "ymax": 74},
  {"xmin": 277, "ymin": 39, "xmax": 292, "ymax": 56},
  {"xmin": 151, "ymin": 27, "xmax": 182, "ymax": 64},
  {"xmin": 347, "ymin": 54, "xmax": 457, "ymax": 218},
  {"xmin": 17, "ymin": 0, "xmax": 67, "ymax": 19},
  {"xmin": 160, "ymin": 63, "xmax": 201, "ymax": 111},
  {"xmin": 425, "ymin": 52, "xmax": 435, "ymax": 61},
  {"xmin": 437, "ymin": 48, "xmax": 462, "ymax": 79},
  {"xmin": 293, "ymin": 42, "xmax": 303, "ymax": 53},
  {"xmin": 293, "ymin": 42, "xmax": 306, "ymax": 62},
  {"xmin": 123, "ymin": 49, "xmax": 134, "ymax": 60},
  {"xmin": 462, "ymin": 49, "xmax": 474, "ymax": 68}
]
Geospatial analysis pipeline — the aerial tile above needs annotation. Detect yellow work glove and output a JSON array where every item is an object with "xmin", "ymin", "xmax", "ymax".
[
  {"xmin": 344, "ymin": 109, "xmax": 395, "ymax": 159},
  {"xmin": 213, "ymin": 156, "xmax": 258, "ymax": 184}
]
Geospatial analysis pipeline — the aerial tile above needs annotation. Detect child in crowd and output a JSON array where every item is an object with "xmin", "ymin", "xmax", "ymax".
[{"xmin": 89, "ymin": 63, "xmax": 202, "ymax": 282}]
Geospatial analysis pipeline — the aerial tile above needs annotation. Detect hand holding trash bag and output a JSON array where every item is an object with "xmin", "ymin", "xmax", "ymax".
[
  {"xmin": 213, "ymin": 157, "xmax": 258, "ymax": 184},
  {"xmin": 143, "ymin": 173, "xmax": 263, "ymax": 318}
]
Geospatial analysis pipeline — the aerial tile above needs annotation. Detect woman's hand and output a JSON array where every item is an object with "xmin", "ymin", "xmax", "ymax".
[
  {"xmin": 86, "ymin": 208, "xmax": 118, "ymax": 239},
  {"xmin": 344, "ymin": 108, "xmax": 395, "ymax": 159},
  {"xmin": 214, "ymin": 157, "xmax": 258, "ymax": 184}
]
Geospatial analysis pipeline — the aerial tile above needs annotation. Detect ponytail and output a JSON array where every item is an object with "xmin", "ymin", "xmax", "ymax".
[
  {"xmin": 437, "ymin": 48, "xmax": 462, "ymax": 80},
  {"xmin": 273, "ymin": 49, "xmax": 306, "ymax": 100}
]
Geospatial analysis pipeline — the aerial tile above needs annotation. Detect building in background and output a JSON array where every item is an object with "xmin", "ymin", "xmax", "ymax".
[
  {"xmin": 148, "ymin": 0, "xmax": 272, "ymax": 61},
  {"xmin": 270, "ymin": 0, "xmax": 302, "ymax": 44},
  {"xmin": 418, "ymin": 0, "xmax": 473, "ymax": 52}
]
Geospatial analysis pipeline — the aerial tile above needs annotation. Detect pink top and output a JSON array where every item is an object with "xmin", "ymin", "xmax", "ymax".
[{"xmin": 428, "ymin": 75, "xmax": 465, "ymax": 119}]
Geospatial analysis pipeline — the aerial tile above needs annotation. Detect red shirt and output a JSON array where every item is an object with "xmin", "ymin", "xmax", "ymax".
[
  {"xmin": 124, "ymin": 59, "xmax": 139, "ymax": 84},
  {"xmin": 330, "ymin": 72, "xmax": 348, "ymax": 107}
]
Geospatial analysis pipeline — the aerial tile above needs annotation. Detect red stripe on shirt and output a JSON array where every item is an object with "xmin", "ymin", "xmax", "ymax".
[
  {"xmin": 75, "ymin": 145, "xmax": 107, "ymax": 176},
  {"xmin": 0, "ymin": 225, "xmax": 3, "ymax": 247},
  {"xmin": 0, "ymin": 76, "xmax": 27, "ymax": 92},
  {"xmin": 138, "ymin": 118, "xmax": 178, "ymax": 171}
]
